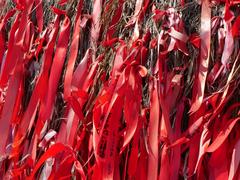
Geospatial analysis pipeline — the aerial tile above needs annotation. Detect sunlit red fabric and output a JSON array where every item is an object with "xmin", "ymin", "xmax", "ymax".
[{"xmin": 0, "ymin": 0, "xmax": 240, "ymax": 179}]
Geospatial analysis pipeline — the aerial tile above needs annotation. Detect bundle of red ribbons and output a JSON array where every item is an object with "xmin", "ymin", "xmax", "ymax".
[{"xmin": 0, "ymin": 0, "xmax": 240, "ymax": 179}]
